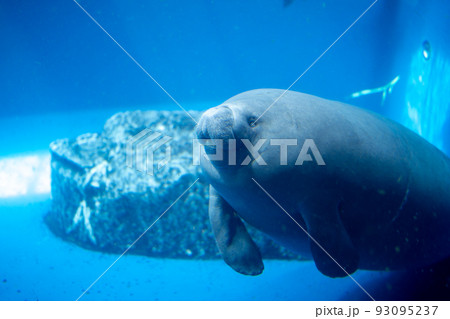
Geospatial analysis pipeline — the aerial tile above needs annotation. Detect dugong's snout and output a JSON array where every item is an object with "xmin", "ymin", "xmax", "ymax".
[{"xmin": 195, "ymin": 106, "xmax": 235, "ymax": 146}]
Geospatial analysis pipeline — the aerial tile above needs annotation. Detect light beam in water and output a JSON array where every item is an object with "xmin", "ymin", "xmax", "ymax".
[
  {"xmin": 351, "ymin": 75, "xmax": 400, "ymax": 105},
  {"xmin": 0, "ymin": 153, "xmax": 50, "ymax": 198}
]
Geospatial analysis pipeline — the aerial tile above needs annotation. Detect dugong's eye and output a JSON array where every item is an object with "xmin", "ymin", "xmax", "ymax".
[{"xmin": 248, "ymin": 116, "xmax": 257, "ymax": 127}]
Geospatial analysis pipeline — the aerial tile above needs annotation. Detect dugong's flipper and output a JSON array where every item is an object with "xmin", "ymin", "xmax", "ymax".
[
  {"xmin": 303, "ymin": 200, "xmax": 359, "ymax": 278},
  {"xmin": 209, "ymin": 185, "xmax": 264, "ymax": 275}
]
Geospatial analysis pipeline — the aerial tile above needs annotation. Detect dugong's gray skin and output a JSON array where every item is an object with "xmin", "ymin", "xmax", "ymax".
[{"xmin": 195, "ymin": 89, "xmax": 450, "ymax": 278}]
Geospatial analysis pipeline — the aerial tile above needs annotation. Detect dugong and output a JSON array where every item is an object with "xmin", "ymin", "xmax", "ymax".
[{"xmin": 195, "ymin": 89, "xmax": 450, "ymax": 278}]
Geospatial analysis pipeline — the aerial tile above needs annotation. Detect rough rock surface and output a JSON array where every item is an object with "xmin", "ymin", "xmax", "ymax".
[{"xmin": 45, "ymin": 110, "xmax": 299, "ymax": 260}]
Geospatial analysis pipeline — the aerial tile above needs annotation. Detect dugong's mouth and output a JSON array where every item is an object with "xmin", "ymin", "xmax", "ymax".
[{"xmin": 195, "ymin": 106, "xmax": 235, "ymax": 154}]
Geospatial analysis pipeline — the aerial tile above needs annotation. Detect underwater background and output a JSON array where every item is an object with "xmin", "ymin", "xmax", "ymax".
[{"xmin": 0, "ymin": 0, "xmax": 449, "ymax": 300}]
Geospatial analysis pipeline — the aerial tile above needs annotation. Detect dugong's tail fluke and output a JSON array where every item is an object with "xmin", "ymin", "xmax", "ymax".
[{"xmin": 208, "ymin": 185, "xmax": 264, "ymax": 276}]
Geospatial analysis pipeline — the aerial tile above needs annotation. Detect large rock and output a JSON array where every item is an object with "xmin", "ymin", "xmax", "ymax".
[{"xmin": 45, "ymin": 110, "xmax": 299, "ymax": 260}]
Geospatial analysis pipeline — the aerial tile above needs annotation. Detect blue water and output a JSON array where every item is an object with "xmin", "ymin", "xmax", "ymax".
[
  {"xmin": 0, "ymin": 196, "xmax": 388, "ymax": 301},
  {"xmin": 0, "ymin": 0, "xmax": 401, "ymax": 116},
  {"xmin": 1, "ymin": 0, "xmax": 450, "ymax": 300},
  {"xmin": 0, "ymin": 182, "xmax": 445, "ymax": 301}
]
